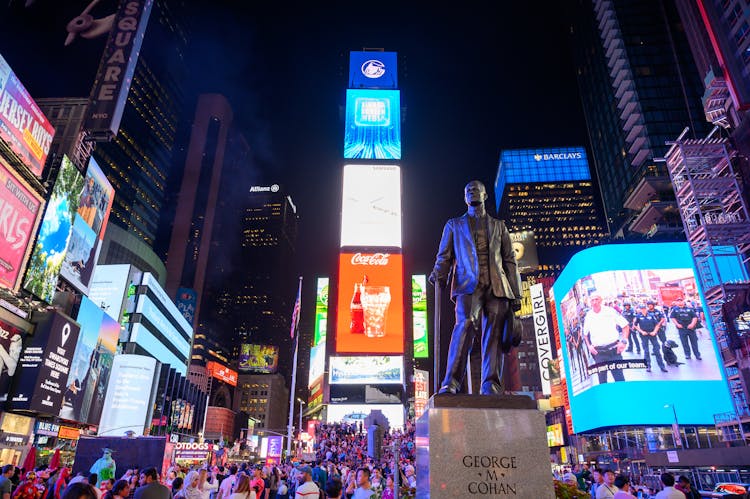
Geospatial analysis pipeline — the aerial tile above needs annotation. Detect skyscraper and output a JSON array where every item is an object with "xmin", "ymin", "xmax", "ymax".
[{"xmin": 570, "ymin": 0, "xmax": 711, "ymax": 238}]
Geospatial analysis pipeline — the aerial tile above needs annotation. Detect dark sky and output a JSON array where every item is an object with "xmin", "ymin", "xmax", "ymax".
[{"xmin": 0, "ymin": 0, "xmax": 589, "ymax": 296}]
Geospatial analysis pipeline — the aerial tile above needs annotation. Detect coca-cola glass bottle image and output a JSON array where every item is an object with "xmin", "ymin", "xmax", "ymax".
[
  {"xmin": 360, "ymin": 285, "xmax": 391, "ymax": 338},
  {"xmin": 350, "ymin": 282, "xmax": 365, "ymax": 334}
]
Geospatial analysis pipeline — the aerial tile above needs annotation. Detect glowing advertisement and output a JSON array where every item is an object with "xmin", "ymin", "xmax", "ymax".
[
  {"xmin": 509, "ymin": 230, "xmax": 539, "ymax": 272},
  {"xmin": 135, "ymin": 295, "xmax": 191, "ymax": 360},
  {"xmin": 344, "ymin": 89, "xmax": 401, "ymax": 160},
  {"xmin": 23, "ymin": 156, "xmax": 83, "ymax": 303},
  {"xmin": 98, "ymin": 354, "xmax": 158, "ymax": 436},
  {"xmin": 553, "ymin": 243, "xmax": 733, "ymax": 432},
  {"xmin": 531, "ymin": 283, "xmax": 553, "ymax": 395},
  {"xmin": 0, "ymin": 318, "xmax": 26, "ymax": 402},
  {"xmin": 326, "ymin": 404, "xmax": 404, "ymax": 430},
  {"xmin": 88, "ymin": 264, "xmax": 131, "ymax": 323},
  {"xmin": 313, "ymin": 277, "xmax": 329, "ymax": 346},
  {"xmin": 238, "ymin": 344, "xmax": 279, "ymax": 373},
  {"xmin": 412, "ymin": 275, "xmax": 428, "ymax": 358},
  {"xmin": 129, "ymin": 323, "xmax": 186, "ymax": 376},
  {"xmin": 307, "ymin": 343, "xmax": 325, "ymax": 389},
  {"xmin": 60, "ymin": 296, "xmax": 119, "ymax": 424},
  {"xmin": 336, "ymin": 252, "xmax": 404, "ymax": 354},
  {"xmin": 349, "ymin": 51, "xmax": 398, "ymax": 89},
  {"xmin": 266, "ymin": 435, "xmax": 282, "ymax": 465},
  {"xmin": 206, "ymin": 361, "xmax": 238, "ymax": 387},
  {"xmin": 0, "ymin": 156, "xmax": 44, "ymax": 291},
  {"xmin": 0, "ymin": 53, "xmax": 55, "ymax": 177},
  {"xmin": 547, "ymin": 424, "xmax": 564, "ymax": 447},
  {"xmin": 329, "ymin": 356, "xmax": 403, "ymax": 385},
  {"xmin": 414, "ymin": 369, "xmax": 429, "ymax": 419},
  {"xmin": 60, "ymin": 157, "xmax": 114, "ymax": 294},
  {"xmin": 340, "ymin": 164, "xmax": 402, "ymax": 248},
  {"xmin": 330, "ymin": 384, "xmax": 403, "ymax": 404},
  {"xmin": 175, "ymin": 287, "xmax": 197, "ymax": 326}
]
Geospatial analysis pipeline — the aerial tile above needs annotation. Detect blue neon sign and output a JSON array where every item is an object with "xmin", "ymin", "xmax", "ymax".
[{"xmin": 344, "ymin": 89, "xmax": 401, "ymax": 160}]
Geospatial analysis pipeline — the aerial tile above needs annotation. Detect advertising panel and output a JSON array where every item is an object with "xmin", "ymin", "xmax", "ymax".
[
  {"xmin": 344, "ymin": 89, "xmax": 401, "ymax": 160},
  {"xmin": 135, "ymin": 295, "xmax": 191, "ymax": 360},
  {"xmin": 0, "ymin": 318, "xmax": 26, "ymax": 402},
  {"xmin": 530, "ymin": 283, "xmax": 553, "ymax": 395},
  {"xmin": 59, "ymin": 297, "xmax": 119, "ymax": 424},
  {"xmin": 414, "ymin": 369, "xmax": 429, "ymax": 419},
  {"xmin": 129, "ymin": 323, "xmax": 187, "ymax": 376},
  {"xmin": 308, "ymin": 375, "xmax": 324, "ymax": 411},
  {"xmin": 8, "ymin": 311, "xmax": 81, "ymax": 415},
  {"xmin": 23, "ymin": 156, "xmax": 84, "ymax": 303},
  {"xmin": 340, "ymin": 165, "xmax": 402, "ymax": 248},
  {"xmin": 266, "ymin": 435, "xmax": 282, "ymax": 465},
  {"xmin": 326, "ymin": 404, "xmax": 404, "ymax": 430},
  {"xmin": 174, "ymin": 442, "xmax": 210, "ymax": 461},
  {"xmin": 329, "ymin": 356, "xmax": 403, "ymax": 385},
  {"xmin": 0, "ymin": 53, "xmax": 55, "ymax": 177},
  {"xmin": 307, "ymin": 343, "xmax": 325, "ymax": 388},
  {"xmin": 238, "ymin": 344, "xmax": 279, "ymax": 373},
  {"xmin": 98, "ymin": 354, "xmax": 158, "ymax": 436},
  {"xmin": 60, "ymin": 157, "xmax": 114, "ymax": 294},
  {"xmin": 336, "ymin": 252, "xmax": 404, "ymax": 354},
  {"xmin": 0, "ymin": 156, "xmax": 44, "ymax": 291},
  {"xmin": 509, "ymin": 231, "xmax": 539, "ymax": 272},
  {"xmin": 547, "ymin": 424, "xmax": 564, "ymax": 447},
  {"xmin": 553, "ymin": 243, "xmax": 733, "ymax": 432},
  {"xmin": 329, "ymin": 384, "xmax": 403, "ymax": 404},
  {"xmin": 349, "ymin": 51, "xmax": 398, "ymax": 89},
  {"xmin": 206, "ymin": 361, "xmax": 237, "ymax": 387},
  {"xmin": 313, "ymin": 278, "xmax": 329, "ymax": 346},
  {"xmin": 412, "ymin": 275, "xmax": 428, "ymax": 358},
  {"xmin": 175, "ymin": 287, "xmax": 197, "ymax": 326},
  {"xmin": 88, "ymin": 264, "xmax": 131, "ymax": 323},
  {"xmin": 84, "ymin": 0, "xmax": 153, "ymax": 139}
]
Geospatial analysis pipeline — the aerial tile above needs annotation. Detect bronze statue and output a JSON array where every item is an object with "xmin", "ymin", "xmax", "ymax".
[{"xmin": 429, "ymin": 180, "xmax": 522, "ymax": 395}]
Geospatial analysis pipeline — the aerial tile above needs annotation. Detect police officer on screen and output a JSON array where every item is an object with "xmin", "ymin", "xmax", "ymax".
[
  {"xmin": 646, "ymin": 300, "xmax": 667, "ymax": 345},
  {"xmin": 670, "ymin": 297, "xmax": 702, "ymax": 360},
  {"xmin": 621, "ymin": 302, "xmax": 640, "ymax": 354},
  {"xmin": 634, "ymin": 304, "xmax": 668, "ymax": 373}
]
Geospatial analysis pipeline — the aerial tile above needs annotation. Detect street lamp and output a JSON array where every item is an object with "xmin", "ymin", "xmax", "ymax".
[
  {"xmin": 665, "ymin": 403, "xmax": 682, "ymax": 447},
  {"xmin": 297, "ymin": 398, "xmax": 306, "ymax": 435}
]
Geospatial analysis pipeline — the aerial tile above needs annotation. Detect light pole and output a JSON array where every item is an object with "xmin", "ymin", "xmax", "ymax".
[
  {"xmin": 665, "ymin": 403, "xmax": 682, "ymax": 447},
  {"xmin": 296, "ymin": 398, "xmax": 305, "ymax": 455}
]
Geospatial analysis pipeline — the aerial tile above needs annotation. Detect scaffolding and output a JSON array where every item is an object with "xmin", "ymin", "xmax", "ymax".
[{"xmin": 664, "ymin": 129, "xmax": 750, "ymax": 438}]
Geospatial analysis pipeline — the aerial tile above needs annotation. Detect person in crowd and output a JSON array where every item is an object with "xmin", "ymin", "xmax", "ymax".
[
  {"xmin": 68, "ymin": 475, "xmax": 87, "ymax": 487},
  {"xmin": 198, "ymin": 470, "xmax": 216, "ymax": 499},
  {"xmin": 380, "ymin": 477, "xmax": 393, "ymax": 499},
  {"xmin": 310, "ymin": 464, "xmax": 325, "ymax": 499},
  {"xmin": 87, "ymin": 476, "xmax": 101, "ymax": 499},
  {"xmin": 324, "ymin": 478, "xmax": 341, "ymax": 499},
  {"xmin": 344, "ymin": 468, "xmax": 373, "ymax": 499},
  {"xmin": 165, "ymin": 473, "xmax": 176, "ymax": 490},
  {"xmin": 61, "ymin": 484, "xmax": 98, "ymax": 499},
  {"xmin": 52, "ymin": 469, "xmax": 70, "ymax": 499},
  {"xmin": 292, "ymin": 467, "xmax": 317, "ymax": 499},
  {"xmin": 654, "ymin": 473, "xmax": 685, "ymax": 499},
  {"xmin": 134, "ymin": 468, "xmax": 171, "ymax": 499},
  {"xmin": 12, "ymin": 472, "xmax": 40, "ymax": 499},
  {"xmin": 216, "ymin": 466, "xmax": 237, "ymax": 499},
  {"xmin": 596, "ymin": 470, "xmax": 618, "ymax": 499},
  {"xmin": 1, "ymin": 465, "xmax": 15, "ymax": 499},
  {"xmin": 171, "ymin": 479, "xmax": 183, "ymax": 499},
  {"xmin": 182, "ymin": 473, "xmax": 200, "ymax": 499},
  {"xmin": 675, "ymin": 475, "xmax": 699, "ymax": 499},
  {"xmin": 227, "ymin": 475, "xmax": 254, "ymax": 499},
  {"xmin": 103, "ymin": 480, "xmax": 130, "ymax": 499},
  {"xmin": 612, "ymin": 475, "xmax": 636, "ymax": 499}
]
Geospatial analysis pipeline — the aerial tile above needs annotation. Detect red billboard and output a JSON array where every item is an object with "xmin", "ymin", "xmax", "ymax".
[
  {"xmin": 0, "ymin": 54, "xmax": 55, "ymax": 177},
  {"xmin": 0, "ymin": 156, "xmax": 44, "ymax": 291},
  {"xmin": 206, "ymin": 361, "xmax": 238, "ymax": 387},
  {"xmin": 336, "ymin": 252, "xmax": 404, "ymax": 354}
]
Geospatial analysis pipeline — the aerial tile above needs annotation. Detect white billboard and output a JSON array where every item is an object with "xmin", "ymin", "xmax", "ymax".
[
  {"xmin": 340, "ymin": 164, "xmax": 402, "ymax": 248},
  {"xmin": 98, "ymin": 355, "xmax": 158, "ymax": 436},
  {"xmin": 326, "ymin": 404, "xmax": 405, "ymax": 429},
  {"xmin": 329, "ymin": 356, "xmax": 403, "ymax": 385},
  {"xmin": 308, "ymin": 343, "xmax": 325, "ymax": 388},
  {"xmin": 88, "ymin": 265, "xmax": 131, "ymax": 322},
  {"xmin": 530, "ymin": 283, "xmax": 552, "ymax": 395}
]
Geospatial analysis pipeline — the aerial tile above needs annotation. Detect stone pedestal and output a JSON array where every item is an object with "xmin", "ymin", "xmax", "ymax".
[{"xmin": 416, "ymin": 394, "xmax": 554, "ymax": 498}]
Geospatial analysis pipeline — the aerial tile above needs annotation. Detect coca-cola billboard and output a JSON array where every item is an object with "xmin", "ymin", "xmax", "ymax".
[{"xmin": 336, "ymin": 252, "xmax": 403, "ymax": 354}]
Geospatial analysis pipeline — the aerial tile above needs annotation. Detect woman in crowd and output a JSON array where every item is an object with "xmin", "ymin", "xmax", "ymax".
[
  {"xmin": 102, "ymin": 480, "xmax": 129, "ymax": 499},
  {"xmin": 61, "ymin": 483, "xmax": 98, "ymax": 499},
  {"xmin": 228, "ymin": 475, "xmax": 255, "ymax": 499},
  {"xmin": 380, "ymin": 476, "xmax": 394, "ymax": 499},
  {"xmin": 183, "ymin": 471, "xmax": 202, "ymax": 499},
  {"xmin": 171, "ymin": 477, "xmax": 184, "ymax": 499}
]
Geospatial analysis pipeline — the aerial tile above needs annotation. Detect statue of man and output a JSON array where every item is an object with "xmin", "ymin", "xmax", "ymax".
[
  {"xmin": 429, "ymin": 180, "xmax": 522, "ymax": 395},
  {"xmin": 89, "ymin": 448, "xmax": 116, "ymax": 486}
]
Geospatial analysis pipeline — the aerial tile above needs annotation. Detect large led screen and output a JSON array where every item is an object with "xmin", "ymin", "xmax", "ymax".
[
  {"xmin": 336, "ymin": 252, "xmax": 404, "ymax": 354},
  {"xmin": 98, "ymin": 354, "xmax": 158, "ymax": 437},
  {"xmin": 340, "ymin": 165, "xmax": 402, "ymax": 248},
  {"xmin": 238, "ymin": 344, "xmax": 279, "ymax": 373},
  {"xmin": 329, "ymin": 356, "xmax": 403, "ymax": 385},
  {"xmin": 349, "ymin": 51, "xmax": 398, "ymax": 89},
  {"xmin": 412, "ymin": 275, "xmax": 428, "ymax": 358},
  {"xmin": 313, "ymin": 278, "xmax": 329, "ymax": 346},
  {"xmin": 60, "ymin": 157, "xmax": 114, "ymax": 294},
  {"xmin": 0, "ymin": 54, "xmax": 55, "ymax": 177},
  {"xmin": 88, "ymin": 264, "xmax": 132, "ymax": 323},
  {"xmin": 23, "ymin": 156, "xmax": 83, "ymax": 303},
  {"xmin": 343, "ymin": 89, "xmax": 401, "ymax": 160},
  {"xmin": 307, "ymin": 343, "xmax": 325, "ymax": 389},
  {"xmin": 0, "ymin": 156, "xmax": 44, "ymax": 291},
  {"xmin": 553, "ymin": 243, "xmax": 733, "ymax": 432},
  {"xmin": 326, "ymin": 404, "xmax": 404, "ymax": 430}
]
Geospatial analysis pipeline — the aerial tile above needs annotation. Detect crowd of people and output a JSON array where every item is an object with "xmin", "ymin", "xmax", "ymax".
[{"xmin": 556, "ymin": 465, "xmax": 702, "ymax": 498}]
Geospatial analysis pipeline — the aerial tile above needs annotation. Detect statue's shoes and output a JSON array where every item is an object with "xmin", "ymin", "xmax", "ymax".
[{"xmin": 437, "ymin": 384, "xmax": 458, "ymax": 395}]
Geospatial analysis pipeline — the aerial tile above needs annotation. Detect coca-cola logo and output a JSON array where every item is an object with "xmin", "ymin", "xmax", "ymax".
[{"xmin": 351, "ymin": 253, "xmax": 390, "ymax": 266}]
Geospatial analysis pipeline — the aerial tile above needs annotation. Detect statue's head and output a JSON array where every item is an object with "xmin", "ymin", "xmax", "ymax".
[{"xmin": 464, "ymin": 180, "xmax": 487, "ymax": 208}]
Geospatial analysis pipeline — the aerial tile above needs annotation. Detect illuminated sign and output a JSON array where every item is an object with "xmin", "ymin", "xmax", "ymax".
[
  {"xmin": 329, "ymin": 356, "xmax": 403, "ymax": 385},
  {"xmin": 206, "ymin": 361, "xmax": 237, "ymax": 387},
  {"xmin": 266, "ymin": 435, "xmax": 282, "ymax": 465},
  {"xmin": 175, "ymin": 287, "xmax": 197, "ymax": 326},
  {"xmin": 57, "ymin": 426, "xmax": 80, "ymax": 440},
  {"xmin": 329, "ymin": 384, "xmax": 403, "ymax": 404},
  {"xmin": 174, "ymin": 442, "xmax": 210, "ymax": 461},
  {"xmin": 0, "ymin": 156, "xmax": 44, "ymax": 292},
  {"xmin": 249, "ymin": 184, "xmax": 280, "ymax": 193},
  {"xmin": 336, "ymin": 252, "xmax": 404, "ymax": 354},
  {"xmin": 531, "ymin": 283, "xmax": 552, "ymax": 395},
  {"xmin": 340, "ymin": 164, "xmax": 402, "ymax": 248},
  {"xmin": 414, "ymin": 369, "xmax": 429, "ymax": 419},
  {"xmin": 326, "ymin": 404, "xmax": 405, "ymax": 430},
  {"xmin": 509, "ymin": 231, "xmax": 539, "ymax": 272},
  {"xmin": 0, "ymin": 318, "xmax": 25, "ymax": 403},
  {"xmin": 344, "ymin": 90, "xmax": 401, "ymax": 160},
  {"xmin": 23, "ymin": 156, "xmax": 84, "ymax": 303},
  {"xmin": 98, "ymin": 354, "xmax": 157, "ymax": 436},
  {"xmin": 35, "ymin": 421, "xmax": 60, "ymax": 437},
  {"xmin": 553, "ymin": 242, "xmax": 733, "ymax": 432},
  {"xmin": 412, "ymin": 275, "xmax": 428, "ymax": 358},
  {"xmin": 308, "ymin": 343, "xmax": 325, "ymax": 388},
  {"xmin": 313, "ymin": 277, "xmax": 329, "ymax": 346},
  {"xmin": 238, "ymin": 344, "xmax": 279, "ymax": 373},
  {"xmin": 349, "ymin": 51, "xmax": 398, "ymax": 89},
  {"xmin": 0, "ymin": 53, "xmax": 55, "ymax": 177},
  {"xmin": 546, "ymin": 424, "xmax": 564, "ymax": 447}
]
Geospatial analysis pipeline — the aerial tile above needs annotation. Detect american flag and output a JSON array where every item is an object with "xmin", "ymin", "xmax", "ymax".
[{"xmin": 290, "ymin": 277, "xmax": 302, "ymax": 338}]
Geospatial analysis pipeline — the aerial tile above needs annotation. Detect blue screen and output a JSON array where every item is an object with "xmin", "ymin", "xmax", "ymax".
[
  {"xmin": 349, "ymin": 51, "xmax": 398, "ymax": 89},
  {"xmin": 344, "ymin": 89, "xmax": 401, "ymax": 160},
  {"xmin": 552, "ymin": 242, "xmax": 734, "ymax": 432}
]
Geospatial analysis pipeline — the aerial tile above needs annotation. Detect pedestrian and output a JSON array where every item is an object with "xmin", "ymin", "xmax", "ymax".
[
  {"xmin": 635, "ymin": 304, "xmax": 668, "ymax": 373},
  {"xmin": 596, "ymin": 470, "xmax": 618, "ymax": 499},
  {"xmin": 171, "ymin": 479, "xmax": 183, "ymax": 499},
  {"xmin": 323, "ymin": 479, "xmax": 340, "ymax": 499},
  {"xmin": 87, "ymin": 476, "xmax": 101, "ymax": 499},
  {"xmin": 227, "ymin": 475, "xmax": 254, "ymax": 499},
  {"xmin": 182, "ymin": 473, "xmax": 200, "ymax": 499},
  {"xmin": 583, "ymin": 294, "xmax": 631, "ymax": 384},
  {"xmin": 344, "ymin": 469, "xmax": 372, "ymax": 499},
  {"xmin": 103, "ymin": 480, "xmax": 130, "ymax": 499},
  {"xmin": 61, "ymin": 484, "xmax": 98, "ymax": 499},
  {"xmin": 249, "ymin": 467, "xmax": 264, "ymax": 499},
  {"xmin": 379, "ymin": 477, "xmax": 393, "ymax": 499},
  {"xmin": 670, "ymin": 297, "xmax": 702, "ymax": 360},
  {"xmin": 1, "ymin": 465, "xmax": 16, "ymax": 499},
  {"xmin": 133, "ymin": 468, "xmax": 171, "ymax": 499},
  {"xmin": 654, "ymin": 473, "xmax": 684, "ymax": 499},
  {"xmin": 293, "ymin": 467, "xmax": 318, "ymax": 499},
  {"xmin": 216, "ymin": 466, "xmax": 238, "ymax": 499},
  {"xmin": 53, "ymin": 469, "xmax": 70, "ymax": 499},
  {"xmin": 12, "ymin": 472, "xmax": 40, "ymax": 499},
  {"xmin": 675, "ymin": 475, "xmax": 699, "ymax": 499},
  {"xmin": 612, "ymin": 475, "xmax": 636, "ymax": 499}
]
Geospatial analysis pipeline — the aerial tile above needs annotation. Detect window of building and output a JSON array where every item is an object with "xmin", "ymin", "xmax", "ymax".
[{"xmin": 735, "ymin": 21, "xmax": 750, "ymax": 47}]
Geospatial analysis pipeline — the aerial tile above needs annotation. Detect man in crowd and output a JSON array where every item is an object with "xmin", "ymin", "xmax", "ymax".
[
  {"xmin": 583, "ymin": 294, "xmax": 630, "ymax": 384},
  {"xmin": 250, "ymin": 466, "xmax": 265, "ymax": 499},
  {"xmin": 655, "ymin": 472, "xmax": 685, "ymax": 498},
  {"xmin": 216, "ymin": 465, "xmax": 237, "ymax": 499},
  {"xmin": 621, "ymin": 303, "xmax": 640, "ymax": 354},
  {"xmin": 635, "ymin": 304, "xmax": 668, "ymax": 373},
  {"xmin": 0, "ymin": 465, "xmax": 14, "ymax": 499},
  {"xmin": 311, "ymin": 462, "xmax": 327, "ymax": 495},
  {"xmin": 293, "ymin": 466, "xmax": 318, "ymax": 499},
  {"xmin": 612, "ymin": 475, "xmax": 637, "ymax": 499},
  {"xmin": 345, "ymin": 468, "xmax": 374, "ymax": 499},
  {"xmin": 595, "ymin": 470, "xmax": 618, "ymax": 499},
  {"xmin": 670, "ymin": 297, "xmax": 702, "ymax": 360},
  {"xmin": 134, "ymin": 467, "xmax": 171, "ymax": 499}
]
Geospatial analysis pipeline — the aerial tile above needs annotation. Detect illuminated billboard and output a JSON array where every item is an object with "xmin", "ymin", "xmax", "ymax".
[
  {"xmin": 509, "ymin": 231, "xmax": 539, "ymax": 272},
  {"xmin": 412, "ymin": 275, "xmax": 428, "ymax": 358},
  {"xmin": 329, "ymin": 356, "xmax": 403, "ymax": 385},
  {"xmin": 206, "ymin": 361, "xmax": 238, "ymax": 387},
  {"xmin": 0, "ymin": 318, "xmax": 26, "ymax": 403},
  {"xmin": 313, "ymin": 278, "xmax": 329, "ymax": 346},
  {"xmin": 238, "ymin": 344, "xmax": 279, "ymax": 373},
  {"xmin": 23, "ymin": 156, "xmax": 84, "ymax": 303},
  {"xmin": 0, "ymin": 156, "xmax": 44, "ymax": 291},
  {"xmin": 340, "ymin": 164, "xmax": 402, "ymax": 248},
  {"xmin": 88, "ymin": 264, "xmax": 132, "ymax": 323},
  {"xmin": 0, "ymin": 53, "xmax": 55, "ymax": 177},
  {"xmin": 343, "ymin": 89, "xmax": 401, "ymax": 160},
  {"xmin": 414, "ymin": 369, "xmax": 429, "ymax": 419},
  {"xmin": 307, "ymin": 343, "xmax": 325, "ymax": 388},
  {"xmin": 349, "ymin": 51, "xmax": 398, "ymax": 89},
  {"xmin": 326, "ymin": 404, "xmax": 404, "ymax": 430},
  {"xmin": 547, "ymin": 424, "xmax": 564, "ymax": 447},
  {"xmin": 336, "ymin": 252, "xmax": 404, "ymax": 354},
  {"xmin": 60, "ymin": 157, "xmax": 114, "ymax": 294},
  {"xmin": 98, "ymin": 354, "xmax": 158, "ymax": 436},
  {"xmin": 553, "ymin": 242, "xmax": 733, "ymax": 432}
]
